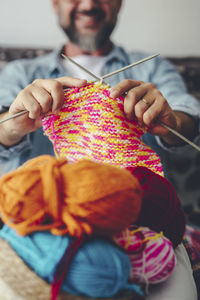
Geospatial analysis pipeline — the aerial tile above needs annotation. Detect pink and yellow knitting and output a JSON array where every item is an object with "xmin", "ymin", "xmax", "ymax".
[{"xmin": 42, "ymin": 82, "xmax": 163, "ymax": 175}]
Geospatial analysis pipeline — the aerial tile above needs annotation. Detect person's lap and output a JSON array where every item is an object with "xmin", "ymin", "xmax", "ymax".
[{"xmin": 147, "ymin": 243, "xmax": 197, "ymax": 300}]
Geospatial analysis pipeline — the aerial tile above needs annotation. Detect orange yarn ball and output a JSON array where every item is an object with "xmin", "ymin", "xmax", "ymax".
[{"xmin": 0, "ymin": 155, "xmax": 142, "ymax": 237}]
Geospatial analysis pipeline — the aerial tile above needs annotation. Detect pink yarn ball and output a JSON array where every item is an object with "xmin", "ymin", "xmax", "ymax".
[{"xmin": 113, "ymin": 226, "xmax": 176, "ymax": 284}]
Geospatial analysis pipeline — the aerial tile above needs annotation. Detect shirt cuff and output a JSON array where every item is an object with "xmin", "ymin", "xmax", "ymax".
[
  {"xmin": 0, "ymin": 105, "xmax": 9, "ymax": 113},
  {"xmin": 0, "ymin": 134, "xmax": 31, "ymax": 159},
  {"xmin": 155, "ymin": 133, "xmax": 200, "ymax": 153},
  {"xmin": 156, "ymin": 106, "xmax": 200, "ymax": 153}
]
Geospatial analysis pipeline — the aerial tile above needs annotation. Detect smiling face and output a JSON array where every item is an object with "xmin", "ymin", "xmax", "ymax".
[{"xmin": 52, "ymin": 0, "xmax": 122, "ymax": 53}]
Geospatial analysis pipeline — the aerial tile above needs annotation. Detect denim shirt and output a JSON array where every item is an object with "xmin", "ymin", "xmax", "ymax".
[{"xmin": 0, "ymin": 45, "xmax": 200, "ymax": 175}]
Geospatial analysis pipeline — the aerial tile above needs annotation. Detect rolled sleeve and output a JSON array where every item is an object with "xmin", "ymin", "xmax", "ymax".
[
  {"xmin": 149, "ymin": 56, "xmax": 200, "ymax": 153},
  {"xmin": 0, "ymin": 61, "xmax": 32, "ymax": 166},
  {"xmin": 0, "ymin": 135, "xmax": 31, "ymax": 160},
  {"xmin": 0, "ymin": 60, "xmax": 31, "ymax": 108},
  {"xmin": 0, "ymin": 60, "xmax": 38, "ymax": 174},
  {"xmin": 0, "ymin": 135, "xmax": 32, "ymax": 176}
]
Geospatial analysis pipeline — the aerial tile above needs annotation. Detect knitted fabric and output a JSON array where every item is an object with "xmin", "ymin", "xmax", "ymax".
[
  {"xmin": 42, "ymin": 82, "xmax": 163, "ymax": 176},
  {"xmin": 113, "ymin": 226, "xmax": 176, "ymax": 284}
]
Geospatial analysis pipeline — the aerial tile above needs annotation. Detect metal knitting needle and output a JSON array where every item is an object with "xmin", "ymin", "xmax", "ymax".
[
  {"xmin": 62, "ymin": 53, "xmax": 160, "ymax": 82},
  {"xmin": 0, "ymin": 54, "xmax": 159, "ymax": 125},
  {"xmin": 101, "ymin": 53, "xmax": 160, "ymax": 80},
  {"xmin": 0, "ymin": 54, "xmax": 103, "ymax": 125},
  {"xmin": 61, "ymin": 54, "xmax": 102, "ymax": 81},
  {"xmin": 0, "ymin": 110, "xmax": 28, "ymax": 125},
  {"xmin": 62, "ymin": 54, "xmax": 200, "ymax": 152},
  {"xmin": 157, "ymin": 120, "xmax": 200, "ymax": 152},
  {"xmin": 1, "ymin": 55, "xmax": 200, "ymax": 152}
]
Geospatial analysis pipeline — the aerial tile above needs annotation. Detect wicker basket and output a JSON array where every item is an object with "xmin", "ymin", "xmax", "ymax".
[{"xmin": 0, "ymin": 239, "xmax": 134, "ymax": 300}]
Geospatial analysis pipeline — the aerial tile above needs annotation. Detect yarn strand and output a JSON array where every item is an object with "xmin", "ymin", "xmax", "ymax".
[{"xmin": 51, "ymin": 235, "xmax": 84, "ymax": 300}]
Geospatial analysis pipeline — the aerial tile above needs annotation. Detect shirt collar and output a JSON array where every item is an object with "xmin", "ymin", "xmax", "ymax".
[
  {"xmin": 105, "ymin": 44, "xmax": 128, "ymax": 65},
  {"xmin": 48, "ymin": 46, "xmax": 67, "ymax": 77},
  {"xmin": 48, "ymin": 44, "xmax": 128, "ymax": 77}
]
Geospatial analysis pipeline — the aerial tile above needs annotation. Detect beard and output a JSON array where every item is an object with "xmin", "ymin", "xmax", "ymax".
[{"xmin": 60, "ymin": 9, "xmax": 116, "ymax": 52}]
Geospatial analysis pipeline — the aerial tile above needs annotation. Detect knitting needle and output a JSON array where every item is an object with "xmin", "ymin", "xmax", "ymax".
[
  {"xmin": 1, "ymin": 53, "xmax": 102, "ymax": 126},
  {"xmin": 0, "ymin": 110, "xmax": 28, "ymax": 125},
  {"xmin": 0, "ymin": 54, "xmax": 158, "ymax": 125},
  {"xmin": 0, "ymin": 57, "xmax": 94, "ymax": 125},
  {"xmin": 157, "ymin": 120, "xmax": 200, "ymax": 152},
  {"xmin": 1, "ymin": 56, "xmax": 200, "ymax": 152},
  {"xmin": 62, "ymin": 53, "xmax": 160, "ymax": 82},
  {"xmin": 62, "ymin": 54, "xmax": 200, "ymax": 152},
  {"xmin": 61, "ymin": 54, "xmax": 102, "ymax": 81},
  {"xmin": 3, "ymin": 107, "xmax": 198, "ymax": 151},
  {"xmin": 101, "ymin": 53, "xmax": 160, "ymax": 80},
  {"xmin": 1, "ymin": 57, "xmax": 198, "ymax": 152}
]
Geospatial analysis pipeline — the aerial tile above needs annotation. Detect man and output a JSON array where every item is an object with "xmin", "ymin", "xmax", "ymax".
[
  {"xmin": 0, "ymin": 0, "xmax": 199, "ymax": 175},
  {"xmin": 0, "ymin": 0, "xmax": 198, "ymax": 298}
]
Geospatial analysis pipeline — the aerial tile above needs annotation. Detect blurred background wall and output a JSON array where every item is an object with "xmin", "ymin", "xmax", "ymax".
[{"xmin": 0, "ymin": 0, "xmax": 200, "ymax": 57}]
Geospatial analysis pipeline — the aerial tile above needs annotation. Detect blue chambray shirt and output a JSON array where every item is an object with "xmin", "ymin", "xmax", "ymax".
[{"xmin": 0, "ymin": 44, "xmax": 200, "ymax": 176}]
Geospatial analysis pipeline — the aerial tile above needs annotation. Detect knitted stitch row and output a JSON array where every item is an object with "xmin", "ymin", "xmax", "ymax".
[{"xmin": 42, "ymin": 82, "xmax": 163, "ymax": 176}]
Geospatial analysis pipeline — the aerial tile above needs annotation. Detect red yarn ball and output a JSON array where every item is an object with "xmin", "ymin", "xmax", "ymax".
[{"xmin": 127, "ymin": 166, "xmax": 186, "ymax": 248}]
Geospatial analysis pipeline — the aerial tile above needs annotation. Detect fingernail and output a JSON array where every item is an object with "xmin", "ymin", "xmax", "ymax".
[
  {"xmin": 110, "ymin": 90, "xmax": 118, "ymax": 98},
  {"xmin": 127, "ymin": 114, "xmax": 133, "ymax": 121},
  {"xmin": 138, "ymin": 121, "xmax": 143, "ymax": 127},
  {"xmin": 80, "ymin": 79, "xmax": 87, "ymax": 85},
  {"xmin": 53, "ymin": 108, "xmax": 60, "ymax": 114}
]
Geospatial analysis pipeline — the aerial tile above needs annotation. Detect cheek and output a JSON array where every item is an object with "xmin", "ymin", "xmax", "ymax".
[
  {"xmin": 104, "ymin": 7, "xmax": 119, "ymax": 24},
  {"xmin": 58, "ymin": 4, "xmax": 74, "ymax": 27}
]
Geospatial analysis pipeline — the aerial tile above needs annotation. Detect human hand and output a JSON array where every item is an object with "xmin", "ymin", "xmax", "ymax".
[
  {"xmin": 1, "ymin": 77, "xmax": 87, "ymax": 146},
  {"xmin": 110, "ymin": 79, "xmax": 179, "ymax": 138}
]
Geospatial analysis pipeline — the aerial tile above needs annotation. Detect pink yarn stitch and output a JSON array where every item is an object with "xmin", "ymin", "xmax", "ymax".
[{"xmin": 42, "ymin": 82, "xmax": 163, "ymax": 176}]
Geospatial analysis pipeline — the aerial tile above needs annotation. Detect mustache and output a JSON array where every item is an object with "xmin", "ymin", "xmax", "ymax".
[{"xmin": 73, "ymin": 8, "xmax": 106, "ymax": 19}]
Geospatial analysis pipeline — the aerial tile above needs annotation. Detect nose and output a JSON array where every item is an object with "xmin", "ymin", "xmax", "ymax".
[{"xmin": 78, "ymin": 0, "xmax": 99, "ymax": 10}]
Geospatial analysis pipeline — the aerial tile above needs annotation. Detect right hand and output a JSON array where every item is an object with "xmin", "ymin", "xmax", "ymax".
[{"xmin": 1, "ymin": 77, "xmax": 87, "ymax": 146}]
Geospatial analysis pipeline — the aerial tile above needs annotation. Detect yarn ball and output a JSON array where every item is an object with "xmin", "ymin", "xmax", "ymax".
[
  {"xmin": 0, "ymin": 226, "xmax": 144, "ymax": 298},
  {"xmin": 0, "ymin": 155, "xmax": 142, "ymax": 237},
  {"xmin": 128, "ymin": 166, "xmax": 186, "ymax": 248},
  {"xmin": 113, "ymin": 226, "xmax": 176, "ymax": 284},
  {"xmin": 42, "ymin": 82, "xmax": 163, "ymax": 176}
]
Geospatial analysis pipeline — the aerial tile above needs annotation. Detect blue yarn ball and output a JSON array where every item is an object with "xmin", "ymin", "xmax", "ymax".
[{"xmin": 0, "ymin": 225, "xmax": 142, "ymax": 298}]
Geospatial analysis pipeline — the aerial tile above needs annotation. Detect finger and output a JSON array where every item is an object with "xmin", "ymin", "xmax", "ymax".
[
  {"xmin": 123, "ymin": 84, "xmax": 149, "ymax": 120},
  {"xmin": 143, "ymin": 95, "xmax": 167, "ymax": 126},
  {"xmin": 110, "ymin": 79, "xmax": 142, "ymax": 98},
  {"xmin": 134, "ymin": 89, "xmax": 156, "ymax": 124},
  {"xmin": 55, "ymin": 76, "xmax": 87, "ymax": 88},
  {"xmin": 31, "ymin": 85, "xmax": 53, "ymax": 114},
  {"xmin": 24, "ymin": 96, "xmax": 43, "ymax": 119},
  {"xmin": 32, "ymin": 79, "xmax": 64, "ymax": 113},
  {"xmin": 134, "ymin": 97, "xmax": 153, "ymax": 125},
  {"xmin": 12, "ymin": 93, "xmax": 41, "ymax": 120},
  {"xmin": 33, "ymin": 78, "xmax": 87, "ymax": 113},
  {"xmin": 9, "ymin": 87, "xmax": 39, "ymax": 119},
  {"xmin": 124, "ymin": 83, "xmax": 159, "ymax": 121},
  {"xmin": 53, "ymin": 77, "xmax": 87, "ymax": 112}
]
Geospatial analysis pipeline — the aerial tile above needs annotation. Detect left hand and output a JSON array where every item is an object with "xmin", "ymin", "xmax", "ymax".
[{"xmin": 110, "ymin": 79, "xmax": 179, "ymax": 138}]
